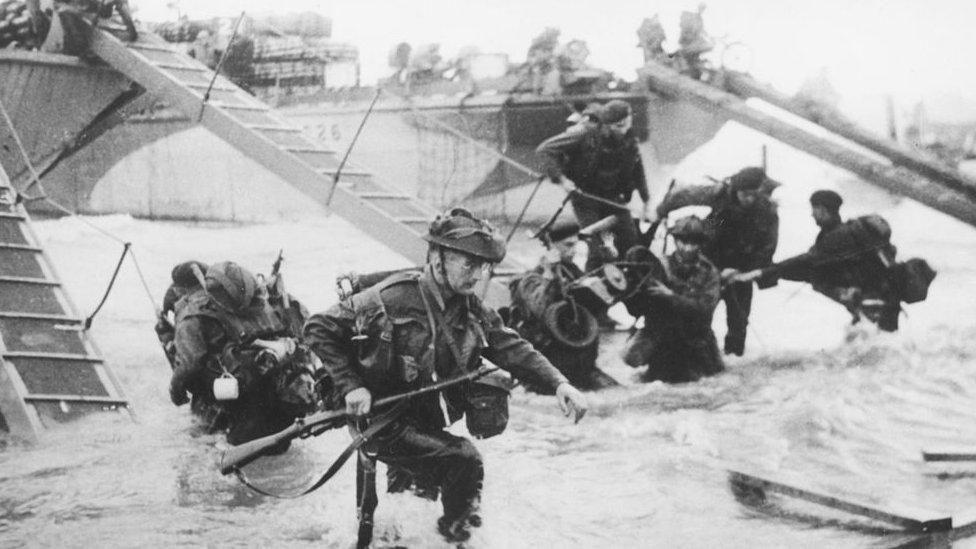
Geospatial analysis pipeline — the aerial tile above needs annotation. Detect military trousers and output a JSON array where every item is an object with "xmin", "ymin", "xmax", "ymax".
[
  {"xmin": 570, "ymin": 194, "xmax": 638, "ymax": 271},
  {"xmin": 365, "ymin": 420, "xmax": 484, "ymax": 523},
  {"xmin": 721, "ymin": 282, "xmax": 753, "ymax": 356}
]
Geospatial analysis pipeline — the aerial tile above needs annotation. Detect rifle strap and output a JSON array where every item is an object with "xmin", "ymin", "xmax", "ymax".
[{"xmin": 233, "ymin": 402, "xmax": 404, "ymax": 499}]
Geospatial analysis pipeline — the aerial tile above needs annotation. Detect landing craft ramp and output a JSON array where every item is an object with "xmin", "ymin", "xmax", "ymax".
[
  {"xmin": 0, "ymin": 167, "xmax": 130, "ymax": 443},
  {"xmin": 86, "ymin": 28, "xmax": 520, "ymax": 272},
  {"xmin": 639, "ymin": 61, "xmax": 976, "ymax": 228}
]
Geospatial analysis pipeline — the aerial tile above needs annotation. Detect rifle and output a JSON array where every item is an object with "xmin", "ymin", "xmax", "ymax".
[
  {"xmin": 638, "ymin": 178, "xmax": 676, "ymax": 247},
  {"xmin": 219, "ymin": 365, "xmax": 500, "ymax": 474},
  {"xmin": 267, "ymin": 249, "xmax": 289, "ymax": 308}
]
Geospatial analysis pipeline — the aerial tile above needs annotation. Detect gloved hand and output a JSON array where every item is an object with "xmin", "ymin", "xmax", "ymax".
[
  {"xmin": 555, "ymin": 382, "xmax": 588, "ymax": 423},
  {"xmin": 169, "ymin": 380, "xmax": 189, "ymax": 406},
  {"xmin": 560, "ymin": 178, "xmax": 578, "ymax": 194},
  {"xmin": 345, "ymin": 387, "xmax": 373, "ymax": 416},
  {"xmin": 252, "ymin": 337, "xmax": 297, "ymax": 362}
]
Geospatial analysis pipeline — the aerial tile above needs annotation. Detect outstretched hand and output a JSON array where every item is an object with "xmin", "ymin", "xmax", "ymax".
[
  {"xmin": 555, "ymin": 383, "xmax": 588, "ymax": 423},
  {"xmin": 730, "ymin": 269, "xmax": 762, "ymax": 284}
]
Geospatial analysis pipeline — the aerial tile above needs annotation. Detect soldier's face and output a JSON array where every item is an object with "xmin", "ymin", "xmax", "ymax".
[
  {"xmin": 437, "ymin": 249, "xmax": 490, "ymax": 295},
  {"xmin": 736, "ymin": 189, "xmax": 759, "ymax": 208},
  {"xmin": 811, "ymin": 204, "xmax": 832, "ymax": 226},
  {"xmin": 674, "ymin": 238, "xmax": 701, "ymax": 260},
  {"xmin": 553, "ymin": 236, "xmax": 578, "ymax": 262},
  {"xmin": 606, "ymin": 115, "xmax": 633, "ymax": 137}
]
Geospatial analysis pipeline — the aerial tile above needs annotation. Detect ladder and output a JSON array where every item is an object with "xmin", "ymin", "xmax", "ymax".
[
  {"xmin": 0, "ymin": 170, "xmax": 130, "ymax": 443},
  {"xmin": 87, "ymin": 29, "xmax": 442, "ymax": 266},
  {"xmin": 639, "ymin": 61, "xmax": 976, "ymax": 228}
]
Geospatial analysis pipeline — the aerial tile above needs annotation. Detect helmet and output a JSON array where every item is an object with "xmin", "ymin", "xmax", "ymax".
[
  {"xmin": 424, "ymin": 208, "xmax": 506, "ymax": 263},
  {"xmin": 171, "ymin": 260, "xmax": 209, "ymax": 289},
  {"xmin": 729, "ymin": 167, "xmax": 766, "ymax": 191},
  {"xmin": 205, "ymin": 261, "xmax": 258, "ymax": 311},
  {"xmin": 670, "ymin": 215, "xmax": 709, "ymax": 243},
  {"xmin": 600, "ymin": 99, "xmax": 632, "ymax": 124}
]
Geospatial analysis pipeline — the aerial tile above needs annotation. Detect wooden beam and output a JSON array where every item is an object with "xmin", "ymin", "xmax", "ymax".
[
  {"xmin": 923, "ymin": 449, "xmax": 976, "ymax": 462},
  {"xmin": 728, "ymin": 470, "xmax": 952, "ymax": 533},
  {"xmin": 724, "ymin": 71, "xmax": 976, "ymax": 202},
  {"xmin": 639, "ymin": 62, "xmax": 976, "ymax": 228}
]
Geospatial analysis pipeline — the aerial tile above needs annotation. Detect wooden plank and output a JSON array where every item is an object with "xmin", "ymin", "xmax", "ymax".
[
  {"xmin": 356, "ymin": 192, "xmax": 413, "ymax": 200},
  {"xmin": 728, "ymin": 470, "xmax": 952, "ymax": 533},
  {"xmin": 184, "ymin": 82, "xmax": 238, "ymax": 93},
  {"xmin": 215, "ymin": 103, "xmax": 271, "ymax": 112},
  {"xmin": 0, "ymin": 358, "xmax": 41, "ymax": 442},
  {"xmin": 0, "ymin": 276, "xmax": 57, "ymax": 285},
  {"xmin": 24, "ymin": 394, "xmax": 128, "ymax": 405},
  {"xmin": 246, "ymin": 124, "xmax": 302, "ymax": 133},
  {"xmin": 0, "ymin": 243, "xmax": 43, "ymax": 252},
  {"xmin": 640, "ymin": 62, "xmax": 976, "ymax": 228},
  {"xmin": 154, "ymin": 62, "xmax": 206, "ymax": 72},
  {"xmin": 922, "ymin": 449, "xmax": 976, "ymax": 462},
  {"xmin": 725, "ymin": 71, "xmax": 976, "ymax": 201},
  {"xmin": 0, "ymin": 312, "xmax": 80, "ymax": 322},
  {"xmin": 3, "ymin": 351, "xmax": 103, "ymax": 362}
]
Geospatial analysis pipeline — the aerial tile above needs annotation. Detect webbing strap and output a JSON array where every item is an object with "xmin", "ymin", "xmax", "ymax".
[{"xmin": 232, "ymin": 402, "xmax": 403, "ymax": 499}]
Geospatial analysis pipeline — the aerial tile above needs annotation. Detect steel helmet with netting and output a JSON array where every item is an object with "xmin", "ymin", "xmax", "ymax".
[
  {"xmin": 205, "ymin": 261, "xmax": 258, "ymax": 311},
  {"xmin": 424, "ymin": 207, "xmax": 506, "ymax": 263}
]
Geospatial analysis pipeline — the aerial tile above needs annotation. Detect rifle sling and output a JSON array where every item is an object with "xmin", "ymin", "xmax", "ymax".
[{"xmin": 233, "ymin": 402, "xmax": 404, "ymax": 499}]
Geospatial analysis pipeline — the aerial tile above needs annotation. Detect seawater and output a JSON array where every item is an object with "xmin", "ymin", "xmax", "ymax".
[{"xmin": 2, "ymin": 167, "xmax": 976, "ymax": 548}]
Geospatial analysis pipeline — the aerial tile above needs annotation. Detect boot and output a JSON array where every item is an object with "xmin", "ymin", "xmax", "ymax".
[
  {"xmin": 723, "ymin": 334, "xmax": 745, "ymax": 356},
  {"xmin": 437, "ymin": 516, "xmax": 472, "ymax": 543}
]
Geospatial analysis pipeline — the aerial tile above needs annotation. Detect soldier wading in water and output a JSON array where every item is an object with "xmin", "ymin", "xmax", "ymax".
[{"xmin": 304, "ymin": 208, "xmax": 588, "ymax": 543}]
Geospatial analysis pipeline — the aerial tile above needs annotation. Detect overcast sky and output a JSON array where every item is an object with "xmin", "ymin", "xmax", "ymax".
[{"xmin": 134, "ymin": 0, "xmax": 975, "ymax": 108}]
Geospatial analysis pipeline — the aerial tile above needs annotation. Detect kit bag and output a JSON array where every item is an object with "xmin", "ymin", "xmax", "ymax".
[{"xmin": 891, "ymin": 257, "xmax": 937, "ymax": 304}]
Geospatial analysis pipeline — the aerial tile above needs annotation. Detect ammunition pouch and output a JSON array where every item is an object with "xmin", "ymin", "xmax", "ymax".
[{"xmin": 465, "ymin": 371, "xmax": 511, "ymax": 439}]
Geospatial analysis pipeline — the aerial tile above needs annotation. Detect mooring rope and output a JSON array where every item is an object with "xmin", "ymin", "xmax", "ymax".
[{"xmin": 0, "ymin": 94, "xmax": 161, "ymax": 324}]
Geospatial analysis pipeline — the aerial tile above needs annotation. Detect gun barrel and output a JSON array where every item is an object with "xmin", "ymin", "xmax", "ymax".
[
  {"xmin": 218, "ymin": 366, "xmax": 500, "ymax": 475},
  {"xmin": 220, "ymin": 422, "xmax": 304, "ymax": 474}
]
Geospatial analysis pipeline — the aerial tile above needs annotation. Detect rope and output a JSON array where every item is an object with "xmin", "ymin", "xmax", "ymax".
[
  {"xmin": 0, "ymin": 94, "xmax": 160, "ymax": 320},
  {"xmin": 198, "ymin": 10, "xmax": 246, "ymax": 122},
  {"xmin": 0, "ymin": 92, "xmax": 45, "ymax": 195},
  {"xmin": 380, "ymin": 87, "xmax": 542, "ymax": 180},
  {"xmin": 506, "ymin": 176, "xmax": 545, "ymax": 243},
  {"xmin": 84, "ymin": 242, "xmax": 130, "ymax": 330},
  {"xmin": 128, "ymin": 247, "xmax": 161, "ymax": 314}
]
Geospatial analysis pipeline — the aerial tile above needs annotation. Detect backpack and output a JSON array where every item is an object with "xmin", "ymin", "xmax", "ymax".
[{"xmin": 891, "ymin": 258, "xmax": 937, "ymax": 304}]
